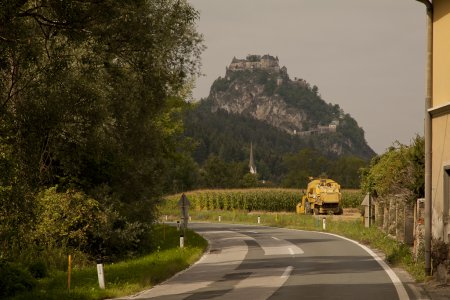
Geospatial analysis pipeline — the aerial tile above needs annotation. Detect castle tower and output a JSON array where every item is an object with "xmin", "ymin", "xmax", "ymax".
[{"xmin": 249, "ymin": 143, "xmax": 257, "ymax": 174}]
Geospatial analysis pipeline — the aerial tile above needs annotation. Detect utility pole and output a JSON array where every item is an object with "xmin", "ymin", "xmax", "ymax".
[{"xmin": 415, "ymin": 0, "xmax": 433, "ymax": 276}]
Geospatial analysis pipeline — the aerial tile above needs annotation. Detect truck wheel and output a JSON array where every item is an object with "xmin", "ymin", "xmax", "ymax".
[{"xmin": 305, "ymin": 202, "xmax": 311, "ymax": 215}]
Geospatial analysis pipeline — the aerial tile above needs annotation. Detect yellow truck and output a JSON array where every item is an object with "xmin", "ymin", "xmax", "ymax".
[{"xmin": 296, "ymin": 178, "xmax": 343, "ymax": 215}]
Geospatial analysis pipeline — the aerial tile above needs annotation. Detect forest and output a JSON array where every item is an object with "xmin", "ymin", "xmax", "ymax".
[
  {"xmin": 182, "ymin": 101, "xmax": 370, "ymax": 190},
  {"xmin": 180, "ymin": 68, "xmax": 376, "ymax": 191}
]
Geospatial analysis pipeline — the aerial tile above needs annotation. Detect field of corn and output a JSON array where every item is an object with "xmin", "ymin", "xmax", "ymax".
[{"xmin": 160, "ymin": 188, "xmax": 364, "ymax": 214}]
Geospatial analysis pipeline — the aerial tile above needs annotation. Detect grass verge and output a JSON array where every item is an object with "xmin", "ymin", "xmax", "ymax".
[{"xmin": 12, "ymin": 225, "xmax": 207, "ymax": 300}]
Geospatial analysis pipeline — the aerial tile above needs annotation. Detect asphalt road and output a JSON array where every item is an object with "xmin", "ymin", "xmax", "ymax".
[{"xmin": 122, "ymin": 223, "xmax": 429, "ymax": 300}]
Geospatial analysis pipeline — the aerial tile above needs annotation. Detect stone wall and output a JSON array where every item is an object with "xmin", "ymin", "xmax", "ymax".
[
  {"xmin": 373, "ymin": 197, "xmax": 418, "ymax": 246},
  {"xmin": 228, "ymin": 55, "xmax": 280, "ymax": 73}
]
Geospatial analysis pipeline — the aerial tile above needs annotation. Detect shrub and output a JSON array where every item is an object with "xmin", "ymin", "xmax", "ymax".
[
  {"xmin": 0, "ymin": 260, "xmax": 36, "ymax": 297},
  {"xmin": 33, "ymin": 187, "xmax": 103, "ymax": 254},
  {"xmin": 33, "ymin": 187, "xmax": 151, "ymax": 262},
  {"xmin": 28, "ymin": 260, "xmax": 48, "ymax": 279}
]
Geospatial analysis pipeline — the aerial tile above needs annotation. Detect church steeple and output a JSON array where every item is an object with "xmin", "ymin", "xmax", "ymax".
[{"xmin": 249, "ymin": 143, "xmax": 257, "ymax": 174}]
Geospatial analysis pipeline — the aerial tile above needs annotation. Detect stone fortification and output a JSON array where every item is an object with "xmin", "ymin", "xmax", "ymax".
[{"xmin": 227, "ymin": 54, "xmax": 284, "ymax": 73}]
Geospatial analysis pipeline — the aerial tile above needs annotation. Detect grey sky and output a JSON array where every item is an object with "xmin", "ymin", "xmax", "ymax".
[{"xmin": 188, "ymin": 0, "xmax": 427, "ymax": 154}]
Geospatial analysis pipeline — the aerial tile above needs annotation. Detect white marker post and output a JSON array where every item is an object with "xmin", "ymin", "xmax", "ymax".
[
  {"xmin": 219, "ymin": 215, "xmax": 221, "ymax": 222},
  {"xmin": 322, "ymin": 217, "xmax": 326, "ymax": 230},
  {"xmin": 180, "ymin": 234, "xmax": 184, "ymax": 248},
  {"xmin": 96, "ymin": 259, "xmax": 105, "ymax": 289},
  {"xmin": 258, "ymin": 216, "xmax": 261, "ymax": 224}
]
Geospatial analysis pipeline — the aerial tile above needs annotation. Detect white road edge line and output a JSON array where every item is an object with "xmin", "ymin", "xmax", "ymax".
[
  {"xmin": 288, "ymin": 247, "xmax": 294, "ymax": 255},
  {"xmin": 281, "ymin": 266, "xmax": 294, "ymax": 278},
  {"xmin": 271, "ymin": 236, "xmax": 280, "ymax": 241},
  {"xmin": 324, "ymin": 232, "xmax": 410, "ymax": 300}
]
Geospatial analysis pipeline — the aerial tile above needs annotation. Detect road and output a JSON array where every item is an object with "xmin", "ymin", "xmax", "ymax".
[{"xmin": 122, "ymin": 223, "xmax": 428, "ymax": 300}]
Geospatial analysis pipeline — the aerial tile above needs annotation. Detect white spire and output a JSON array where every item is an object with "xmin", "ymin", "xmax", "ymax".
[{"xmin": 249, "ymin": 143, "xmax": 257, "ymax": 174}]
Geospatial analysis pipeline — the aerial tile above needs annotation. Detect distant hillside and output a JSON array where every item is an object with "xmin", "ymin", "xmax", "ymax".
[{"xmin": 183, "ymin": 54, "xmax": 376, "ymax": 186}]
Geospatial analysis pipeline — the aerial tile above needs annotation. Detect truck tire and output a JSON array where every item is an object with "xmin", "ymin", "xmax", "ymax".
[{"xmin": 305, "ymin": 202, "xmax": 311, "ymax": 215}]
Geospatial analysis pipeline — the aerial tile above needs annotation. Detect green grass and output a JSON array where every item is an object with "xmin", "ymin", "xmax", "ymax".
[{"xmin": 12, "ymin": 225, "xmax": 207, "ymax": 300}]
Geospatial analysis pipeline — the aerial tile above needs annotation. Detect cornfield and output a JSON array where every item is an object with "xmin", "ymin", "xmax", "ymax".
[
  {"xmin": 163, "ymin": 188, "xmax": 299, "ymax": 212},
  {"xmin": 161, "ymin": 188, "xmax": 364, "ymax": 213},
  {"xmin": 341, "ymin": 190, "xmax": 365, "ymax": 208}
]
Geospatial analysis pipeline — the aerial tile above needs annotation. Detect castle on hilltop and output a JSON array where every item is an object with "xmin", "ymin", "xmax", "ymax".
[{"xmin": 227, "ymin": 54, "xmax": 287, "ymax": 74}]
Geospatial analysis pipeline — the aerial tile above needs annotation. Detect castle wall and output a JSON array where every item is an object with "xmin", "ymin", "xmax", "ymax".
[{"xmin": 228, "ymin": 55, "xmax": 280, "ymax": 72}]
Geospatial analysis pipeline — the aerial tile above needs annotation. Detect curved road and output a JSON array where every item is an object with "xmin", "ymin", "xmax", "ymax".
[{"xmin": 122, "ymin": 223, "xmax": 428, "ymax": 300}]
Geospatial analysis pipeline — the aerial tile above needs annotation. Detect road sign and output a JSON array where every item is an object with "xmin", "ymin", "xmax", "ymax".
[{"xmin": 178, "ymin": 193, "xmax": 190, "ymax": 229}]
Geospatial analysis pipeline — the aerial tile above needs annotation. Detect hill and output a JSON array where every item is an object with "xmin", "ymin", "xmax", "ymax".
[{"xmin": 183, "ymin": 55, "xmax": 376, "ymax": 187}]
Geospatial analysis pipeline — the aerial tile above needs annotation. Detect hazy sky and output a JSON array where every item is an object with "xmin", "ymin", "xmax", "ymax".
[{"xmin": 188, "ymin": 0, "xmax": 428, "ymax": 154}]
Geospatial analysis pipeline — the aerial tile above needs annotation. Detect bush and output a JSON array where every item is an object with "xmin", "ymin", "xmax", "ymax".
[
  {"xmin": 33, "ymin": 187, "xmax": 151, "ymax": 262},
  {"xmin": 0, "ymin": 260, "xmax": 36, "ymax": 297},
  {"xmin": 33, "ymin": 187, "xmax": 103, "ymax": 254},
  {"xmin": 28, "ymin": 260, "xmax": 48, "ymax": 279}
]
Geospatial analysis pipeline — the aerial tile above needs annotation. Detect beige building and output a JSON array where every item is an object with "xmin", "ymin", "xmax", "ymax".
[{"xmin": 430, "ymin": 0, "xmax": 450, "ymax": 243}]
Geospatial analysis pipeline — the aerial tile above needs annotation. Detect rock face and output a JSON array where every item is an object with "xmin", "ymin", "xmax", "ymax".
[
  {"xmin": 211, "ymin": 55, "xmax": 303, "ymax": 134},
  {"xmin": 204, "ymin": 54, "xmax": 375, "ymax": 158},
  {"xmin": 210, "ymin": 82, "xmax": 307, "ymax": 135}
]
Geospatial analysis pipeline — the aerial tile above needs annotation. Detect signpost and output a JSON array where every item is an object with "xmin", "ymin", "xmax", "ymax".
[
  {"xmin": 178, "ymin": 193, "xmax": 190, "ymax": 246},
  {"xmin": 361, "ymin": 193, "xmax": 372, "ymax": 228}
]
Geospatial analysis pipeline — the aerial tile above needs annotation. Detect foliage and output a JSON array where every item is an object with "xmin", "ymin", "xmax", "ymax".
[
  {"xmin": 431, "ymin": 238, "xmax": 449, "ymax": 269},
  {"xmin": 0, "ymin": 0, "xmax": 204, "ymax": 278},
  {"xmin": 0, "ymin": 260, "xmax": 36, "ymax": 298},
  {"xmin": 163, "ymin": 152, "xmax": 201, "ymax": 194},
  {"xmin": 184, "ymin": 68, "xmax": 374, "ymax": 188},
  {"xmin": 27, "ymin": 261, "xmax": 48, "ymax": 279},
  {"xmin": 184, "ymin": 101, "xmax": 370, "ymax": 188},
  {"xmin": 241, "ymin": 173, "xmax": 259, "ymax": 188},
  {"xmin": 361, "ymin": 136, "xmax": 424, "ymax": 203},
  {"xmin": 282, "ymin": 149, "xmax": 367, "ymax": 189},
  {"xmin": 33, "ymin": 188, "xmax": 103, "ymax": 255},
  {"xmin": 281, "ymin": 149, "xmax": 330, "ymax": 188},
  {"xmin": 277, "ymin": 80, "xmax": 336, "ymax": 127},
  {"xmin": 211, "ymin": 77, "xmax": 229, "ymax": 92},
  {"xmin": 10, "ymin": 225, "xmax": 207, "ymax": 300}
]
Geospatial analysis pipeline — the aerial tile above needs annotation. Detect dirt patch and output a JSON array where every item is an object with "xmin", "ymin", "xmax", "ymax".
[
  {"xmin": 248, "ymin": 208, "xmax": 362, "ymax": 221},
  {"xmin": 335, "ymin": 208, "xmax": 362, "ymax": 220}
]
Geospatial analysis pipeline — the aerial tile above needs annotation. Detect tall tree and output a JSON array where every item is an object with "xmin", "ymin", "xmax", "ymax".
[{"xmin": 0, "ymin": 0, "xmax": 203, "ymax": 256}]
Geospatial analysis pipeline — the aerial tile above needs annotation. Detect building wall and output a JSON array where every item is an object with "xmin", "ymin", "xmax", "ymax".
[
  {"xmin": 433, "ymin": 0, "xmax": 450, "ymax": 107},
  {"xmin": 432, "ymin": 0, "xmax": 450, "ymax": 242},
  {"xmin": 431, "ymin": 115, "xmax": 450, "ymax": 242}
]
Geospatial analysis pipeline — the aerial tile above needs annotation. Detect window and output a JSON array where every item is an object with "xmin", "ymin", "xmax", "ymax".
[{"xmin": 444, "ymin": 166, "xmax": 450, "ymax": 224}]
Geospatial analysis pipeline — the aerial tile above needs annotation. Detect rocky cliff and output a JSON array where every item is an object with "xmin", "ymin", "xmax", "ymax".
[{"xmin": 202, "ymin": 54, "xmax": 375, "ymax": 159}]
